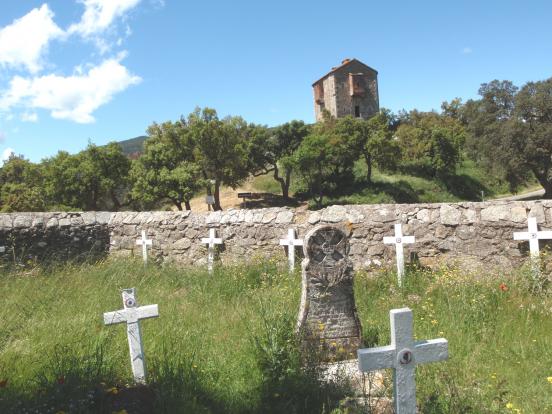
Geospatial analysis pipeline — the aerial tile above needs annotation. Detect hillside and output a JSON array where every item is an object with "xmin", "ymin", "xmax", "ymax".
[{"xmin": 117, "ymin": 135, "xmax": 147, "ymax": 157}]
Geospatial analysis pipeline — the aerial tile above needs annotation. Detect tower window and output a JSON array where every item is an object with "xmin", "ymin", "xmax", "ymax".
[{"xmin": 355, "ymin": 106, "xmax": 360, "ymax": 118}]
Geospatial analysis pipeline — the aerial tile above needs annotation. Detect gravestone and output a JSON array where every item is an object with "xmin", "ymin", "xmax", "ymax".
[
  {"xmin": 103, "ymin": 288, "xmax": 159, "ymax": 384},
  {"xmin": 201, "ymin": 228, "xmax": 223, "ymax": 275},
  {"xmin": 358, "ymin": 308, "xmax": 448, "ymax": 414},
  {"xmin": 0, "ymin": 246, "xmax": 5, "ymax": 253},
  {"xmin": 513, "ymin": 216, "xmax": 552, "ymax": 258},
  {"xmin": 383, "ymin": 223, "xmax": 415, "ymax": 286},
  {"xmin": 297, "ymin": 225, "xmax": 362, "ymax": 361},
  {"xmin": 136, "ymin": 230, "xmax": 152, "ymax": 265},
  {"xmin": 279, "ymin": 228, "xmax": 303, "ymax": 273}
]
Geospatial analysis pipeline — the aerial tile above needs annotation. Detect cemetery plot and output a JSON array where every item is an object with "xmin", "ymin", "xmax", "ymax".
[{"xmin": 0, "ymin": 259, "xmax": 551, "ymax": 413}]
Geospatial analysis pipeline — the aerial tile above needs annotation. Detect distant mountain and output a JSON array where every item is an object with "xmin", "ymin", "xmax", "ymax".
[{"xmin": 117, "ymin": 135, "xmax": 147, "ymax": 158}]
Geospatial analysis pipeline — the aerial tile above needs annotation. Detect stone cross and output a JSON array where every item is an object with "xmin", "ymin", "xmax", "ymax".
[
  {"xmin": 279, "ymin": 228, "xmax": 303, "ymax": 272},
  {"xmin": 201, "ymin": 228, "xmax": 223, "ymax": 274},
  {"xmin": 297, "ymin": 225, "xmax": 362, "ymax": 361},
  {"xmin": 358, "ymin": 308, "xmax": 448, "ymax": 414},
  {"xmin": 383, "ymin": 223, "xmax": 415, "ymax": 286},
  {"xmin": 136, "ymin": 230, "xmax": 152, "ymax": 265},
  {"xmin": 513, "ymin": 216, "xmax": 552, "ymax": 259},
  {"xmin": 103, "ymin": 288, "xmax": 159, "ymax": 384}
]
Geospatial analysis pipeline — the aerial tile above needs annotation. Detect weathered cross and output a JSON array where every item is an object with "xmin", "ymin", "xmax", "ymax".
[
  {"xmin": 201, "ymin": 228, "xmax": 223, "ymax": 274},
  {"xmin": 136, "ymin": 230, "xmax": 152, "ymax": 265},
  {"xmin": 103, "ymin": 288, "xmax": 159, "ymax": 384},
  {"xmin": 383, "ymin": 223, "xmax": 415, "ymax": 286},
  {"xmin": 513, "ymin": 216, "xmax": 552, "ymax": 259},
  {"xmin": 358, "ymin": 308, "xmax": 448, "ymax": 414},
  {"xmin": 279, "ymin": 228, "xmax": 303, "ymax": 272}
]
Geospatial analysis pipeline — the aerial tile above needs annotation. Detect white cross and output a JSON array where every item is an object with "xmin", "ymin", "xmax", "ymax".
[
  {"xmin": 103, "ymin": 288, "xmax": 159, "ymax": 384},
  {"xmin": 279, "ymin": 228, "xmax": 303, "ymax": 272},
  {"xmin": 383, "ymin": 224, "xmax": 415, "ymax": 286},
  {"xmin": 513, "ymin": 217, "xmax": 552, "ymax": 259},
  {"xmin": 358, "ymin": 308, "xmax": 448, "ymax": 414},
  {"xmin": 136, "ymin": 230, "xmax": 152, "ymax": 265},
  {"xmin": 201, "ymin": 228, "xmax": 223, "ymax": 274}
]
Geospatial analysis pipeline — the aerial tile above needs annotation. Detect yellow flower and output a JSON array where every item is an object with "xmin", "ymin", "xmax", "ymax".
[
  {"xmin": 112, "ymin": 410, "xmax": 128, "ymax": 414},
  {"xmin": 506, "ymin": 402, "xmax": 514, "ymax": 409},
  {"xmin": 439, "ymin": 331, "xmax": 444, "ymax": 335},
  {"xmin": 431, "ymin": 319, "xmax": 438, "ymax": 326},
  {"xmin": 318, "ymin": 323, "xmax": 325, "ymax": 331},
  {"xmin": 547, "ymin": 376, "xmax": 552, "ymax": 383},
  {"xmin": 491, "ymin": 373, "xmax": 496, "ymax": 379},
  {"xmin": 106, "ymin": 386, "xmax": 119, "ymax": 394}
]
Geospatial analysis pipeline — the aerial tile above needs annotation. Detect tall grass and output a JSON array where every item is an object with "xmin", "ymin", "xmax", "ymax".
[{"xmin": 1, "ymin": 259, "xmax": 552, "ymax": 412}]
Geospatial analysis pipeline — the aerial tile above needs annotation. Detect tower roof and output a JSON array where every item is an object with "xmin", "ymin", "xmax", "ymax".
[{"xmin": 312, "ymin": 58, "xmax": 378, "ymax": 86}]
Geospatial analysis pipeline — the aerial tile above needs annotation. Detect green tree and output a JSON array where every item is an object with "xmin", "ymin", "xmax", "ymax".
[
  {"xmin": 248, "ymin": 120, "xmax": 310, "ymax": 199},
  {"xmin": 130, "ymin": 120, "xmax": 203, "ymax": 210},
  {"xmin": 292, "ymin": 133, "xmax": 337, "ymax": 208},
  {"xmin": 336, "ymin": 111, "xmax": 400, "ymax": 182},
  {"xmin": 0, "ymin": 154, "xmax": 46, "ymax": 212},
  {"xmin": 187, "ymin": 108, "xmax": 251, "ymax": 210},
  {"xmin": 395, "ymin": 110, "xmax": 465, "ymax": 177},
  {"xmin": 466, "ymin": 78, "xmax": 552, "ymax": 197},
  {"xmin": 43, "ymin": 143, "xmax": 131, "ymax": 211}
]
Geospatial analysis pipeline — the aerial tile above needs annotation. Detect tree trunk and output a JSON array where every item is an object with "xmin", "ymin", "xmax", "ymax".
[
  {"xmin": 214, "ymin": 181, "xmax": 222, "ymax": 211},
  {"xmin": 273, "ymin": 164, "xmax": 290, "ymax": 200},
  {"xmin": 532, "ymin": 167, "xmax": 552, "ymax": 199},
  {"xmin": 110, "ymin": 189, "xmax": 121, "ymax": 211},
  {"xmin": 283, "ymin": 169, "xmax": 292, "ymax": 200},
  {"xmin": 184, "ymin": 200, "xmax": 191, "ymax": 210},
  {"xmin": 175, "ymin": 201, "xmax": 183, "ymax": 211},
  {"xmin": 363, "ymin": 150, "xmax": 372, "ymax": 182}
]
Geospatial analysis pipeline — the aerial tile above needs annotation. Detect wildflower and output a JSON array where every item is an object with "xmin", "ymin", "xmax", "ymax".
[
  {"xmin": 57, "ymin": 376, "xmax": 65, "ymax": 385},
  {"xmin": 431, "ymin": 319, "xmax": 438, "ymax": 326},
  {"xmin": 547, "ymin": 376, "xmax": 552, "ymax": 383},
  {"xmin": 499, "ymin": 283, "xmax": 508, "ymax": 292},
  {"xmin": 439, "ymin": 331, "xmax": 444, "ymax": 336},
  {"xmin": 491, "ymin": 373, "xmax": 496, "ymax": 379},
  {"xmin": 318, "ymin": 323, "xmax": 325, "ymax": 331},
  {"xmin": 106, "ymin": 386, "xmax": 119, "ymax": 394},
  {"xmin": 506, "ymin": 402, "xmax": 514, "ymax": 409},
  {"xmin": 0, "ymin": 379, "xmax": 7, "ymax": 388}
]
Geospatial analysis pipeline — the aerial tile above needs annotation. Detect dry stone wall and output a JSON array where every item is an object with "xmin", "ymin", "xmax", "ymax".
[{"xmin": 1, "ymin": 201, "xmax": 552, "ymax": 270}]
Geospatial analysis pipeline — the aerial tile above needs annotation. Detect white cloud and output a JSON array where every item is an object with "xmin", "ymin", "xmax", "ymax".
[
  {"xmin": 1, "ymin": 147, "xmax": 14, "ymax": 162},
  {"xmin": 462, "ymin": 47, "xmax": 473, "ymax": 54},
  {"xmin": 21, "ymin": 112, "xmax": 38, "ymax": 122},
  {"xmin": 0, "ymin": 4, "xmax": 63, "ymax": 73},
  {"xmin": 0, "ymin": 57, "xmax": 141, "ymax": 123},
  {"xmin": 68, "ymin": 0, "xmax": 141, "ymax": 37}
]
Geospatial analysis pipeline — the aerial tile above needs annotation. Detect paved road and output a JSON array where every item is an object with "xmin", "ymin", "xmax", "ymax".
[{"xmin": 493, "ymin": 188, "xmax": 545, "ymax": 201}]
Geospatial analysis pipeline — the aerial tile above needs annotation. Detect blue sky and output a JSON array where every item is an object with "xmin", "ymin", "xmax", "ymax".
[{"xmin": 0, "ymin": 0, "xmax": 551, "ymax": 162}]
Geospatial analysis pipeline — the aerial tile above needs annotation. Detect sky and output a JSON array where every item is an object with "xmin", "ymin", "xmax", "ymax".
[{"xmin": 0, "ymin": 0, "xmax": 551, "ymax": 163}]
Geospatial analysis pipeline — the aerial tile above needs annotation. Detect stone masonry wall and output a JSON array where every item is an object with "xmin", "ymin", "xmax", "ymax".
[{"xmin": 1, "ymin": 201, "xmax": 552, "ymax": 271}]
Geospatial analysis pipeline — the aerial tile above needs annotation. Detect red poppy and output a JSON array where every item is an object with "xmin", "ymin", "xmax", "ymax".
[
  {"xmin": 57, "ymin": 376, "xmax": 65, "ymax": 385},
  {"xmin": 499, "ymin": 283, "xmax": 508, "ymax": 292},
  {"xmin": 0, "ymin": 379, "xmax": 7, "ymax": 388}
]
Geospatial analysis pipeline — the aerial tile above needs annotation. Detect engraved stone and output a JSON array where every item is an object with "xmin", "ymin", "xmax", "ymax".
[{"xmin": 297, "ymin": 225, "xmax": 362, "ymax": 361}]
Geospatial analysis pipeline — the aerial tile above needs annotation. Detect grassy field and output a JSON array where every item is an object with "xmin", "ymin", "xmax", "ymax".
[{"xmin": 1, "ymin": 259, "xmax": 551, "ymax": 413}]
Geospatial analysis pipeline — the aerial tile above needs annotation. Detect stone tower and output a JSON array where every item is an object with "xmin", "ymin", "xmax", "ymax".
[{"xmin": 312, "ymin": 58, "xmax": 379, "ymax": 122}]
